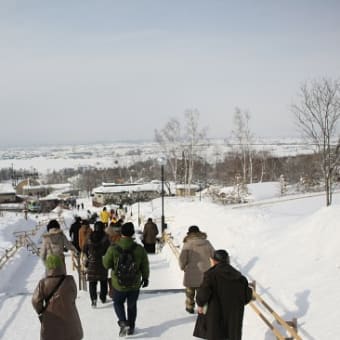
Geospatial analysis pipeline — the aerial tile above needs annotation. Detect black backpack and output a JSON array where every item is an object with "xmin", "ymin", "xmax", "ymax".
[{"xmin": 114, "ymin": 243, "xmax": 139, "ymax": 287}]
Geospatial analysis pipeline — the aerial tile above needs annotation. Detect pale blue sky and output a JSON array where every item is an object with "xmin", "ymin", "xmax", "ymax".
[{"xmin": 0, "ymin": 1, "xmax": 339, "ymax": 146}]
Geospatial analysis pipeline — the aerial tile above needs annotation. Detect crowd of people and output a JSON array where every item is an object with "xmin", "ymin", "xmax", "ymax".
[{"xmin": 32, "ymin": 206, "xmax": 253, "ymax": 340}]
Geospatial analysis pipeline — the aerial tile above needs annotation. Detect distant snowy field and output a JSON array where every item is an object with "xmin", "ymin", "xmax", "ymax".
[{"xmin": 0, "ymin": 138, "xmax": 315, "ymax": 173}]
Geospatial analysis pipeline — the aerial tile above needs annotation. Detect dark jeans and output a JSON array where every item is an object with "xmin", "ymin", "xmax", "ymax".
[
  {"xmin": 112, "ymin": 289, "xmax": 140, "ymax": 329},
  {"xmin": 89, "ymin": 280, "xmax": 108, "ymax": 301}
]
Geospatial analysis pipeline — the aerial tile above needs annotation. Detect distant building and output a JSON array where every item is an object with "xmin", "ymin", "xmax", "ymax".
[
  {"xmin": 0, "ymin": 182, "xmax": 17, "ymax": 203},
  {"xmin": 92, "ymin": 182, "xmax": 163, "ymax": 207}
]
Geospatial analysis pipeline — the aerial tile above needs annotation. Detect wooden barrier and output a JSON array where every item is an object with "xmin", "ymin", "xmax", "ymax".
[
  {"xmin": 72, "ymin": 253, "xmax": 87, "ymax": 291},
  {"xmin": 1, "ymin": 216, "xmax": 63, "ymax": 270},
  {"xmin": 163, "ymin": 233, "xmax": 302, "ymax": 340},
  {"xmin": 0, "ymin": 244, "xmax": 19, "ymax": 269}
]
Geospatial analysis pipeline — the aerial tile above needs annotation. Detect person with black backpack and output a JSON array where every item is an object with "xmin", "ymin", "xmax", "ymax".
[{"xmin": 103, "ymin": 222, "xmax": 149, "ymax": 337}]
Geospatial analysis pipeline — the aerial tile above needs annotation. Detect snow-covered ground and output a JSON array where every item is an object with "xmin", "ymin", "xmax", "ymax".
[{"xmin": 0, "ymin": 182, "xmax": 339, "ymax": 339}]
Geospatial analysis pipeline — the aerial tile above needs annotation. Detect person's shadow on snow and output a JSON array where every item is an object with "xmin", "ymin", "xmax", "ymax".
[
  {"xmin": 129, "ymin": 315, "xmax": 195, "ymax": 338},
  {"xmin": 264, "ymin": 289, "xmax": 315, "ymax": 340}
]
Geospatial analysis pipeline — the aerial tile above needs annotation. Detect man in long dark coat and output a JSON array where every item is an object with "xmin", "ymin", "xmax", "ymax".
[{"xmin": 194, "ymin": 249, "xmax": 253, "ymax": 340}]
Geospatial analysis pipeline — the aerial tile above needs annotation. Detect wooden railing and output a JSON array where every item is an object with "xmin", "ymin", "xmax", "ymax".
[
  {"xmin": 71, "ymin": 252, "xmax": 87, "ymax": 291},
  {"xmin": 0, "ymin": 244, "xmax": 19, "ymax": 269},
  {"xmin": 163, "ymin": 233, "xmax": 302, "ymax": 340},
  {"xmin": 0, "ymin": 216, "xmax": 65, "ymax": 269}
]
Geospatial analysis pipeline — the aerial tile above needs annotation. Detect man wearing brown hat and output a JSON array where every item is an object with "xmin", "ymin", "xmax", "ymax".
[
  {"xmin": 194, "ymin": 249, "xmax": 253, "ymax": 340},
  {"xmin": 103, "ymin": 222, "xmax": 149, "ymax": 337},
  {"xmin": 179, "ymin": 225, "xmax": 215, "ymax": 314}
]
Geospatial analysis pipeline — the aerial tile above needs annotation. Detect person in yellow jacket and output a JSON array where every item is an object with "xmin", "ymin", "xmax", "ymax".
[{"xmin": 100, "ymin": 207, "xmax": 110, "ymax": 227}]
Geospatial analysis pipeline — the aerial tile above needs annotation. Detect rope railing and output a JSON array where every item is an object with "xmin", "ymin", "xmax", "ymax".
[{"xmin": 163, "ymin": 232, "xmax": 302, "ymax": 340}]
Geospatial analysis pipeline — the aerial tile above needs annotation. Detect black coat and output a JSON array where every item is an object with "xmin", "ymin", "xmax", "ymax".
[
  {"xmin": 83, "ymin": 231, "xmax": 110, "ymax": 282},
  {"xmin": 194, "ymin": 263, "xmax": 253, "ymax": 340},
  {"xmin": 69, "ymin": 221, "xmax": 81, "ymax": 251}
]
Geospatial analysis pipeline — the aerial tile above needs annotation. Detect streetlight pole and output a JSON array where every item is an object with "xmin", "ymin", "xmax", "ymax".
[
  {"xmin": 161, "ymin": 163, "xmax": 165, "ymax": 234},
  {"xmin": 137, "ymin": 189, "xmax": 141, "ymax": 229},
  {"xmin": 158, "ymin": 157, "xmax": 166, "ymax": 234}
]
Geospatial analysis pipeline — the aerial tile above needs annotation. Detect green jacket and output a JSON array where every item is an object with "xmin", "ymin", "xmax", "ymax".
[{"xmin": 102, "ymin": 237, "xmax": 149, "ymax": 291}]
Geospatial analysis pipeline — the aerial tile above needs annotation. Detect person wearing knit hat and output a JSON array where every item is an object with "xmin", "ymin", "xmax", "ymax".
[
  {"xmin": 32, "ymin": 254, "xmax": 83, "ymax": 340},
  {"xmin": 121, "ymin": 222, "xmax": 135, "ymax": 237},
  {"xmin": 194, "ymin": 249, "xmax": 253, "ymax": 340},
  {"xmin": 103, "ymin": 222, "xmax": 149, "ymax": 337},
  {"xmin": 179, "ymin": 225, "xmax": 215, "ymax": 314}
]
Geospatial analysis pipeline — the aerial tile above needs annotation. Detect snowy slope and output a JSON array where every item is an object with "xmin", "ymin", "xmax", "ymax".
[{"xmin": 1, "ymin": 188, "xmax": 340, "ymax": 339}]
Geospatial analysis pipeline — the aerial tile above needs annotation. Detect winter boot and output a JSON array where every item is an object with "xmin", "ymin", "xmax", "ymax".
[
  {"xmin": 127, "ymin": 327, "xmax": 135, "ymax": 335},
  {"xmin": 118, "ymin": 321, "xmax": 129, "ymax": 337},
  {"xmin": 186, "ymin": 307, "xmax": 194, "ymax": 314},
  {"xmin": 91, "ymin": 300, "xmax": 97, "ymax": 308}
]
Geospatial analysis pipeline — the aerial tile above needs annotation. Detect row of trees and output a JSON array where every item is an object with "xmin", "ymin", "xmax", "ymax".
[
  {"xmin": 2, "ymin": 78, "xmax": 338, "ymax": 207},
  {"xmin": 155, "ymin": 109, "xmax": 207, "ymax": 195},
  {"xmin": 155, "ymin": 77, "xmax": 340, "ymax": 206}
]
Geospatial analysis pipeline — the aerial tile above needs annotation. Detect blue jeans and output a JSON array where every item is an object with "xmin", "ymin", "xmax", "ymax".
[{"xmin": 112, "ymin": 289, "xmax": 140, "ymax": 329}]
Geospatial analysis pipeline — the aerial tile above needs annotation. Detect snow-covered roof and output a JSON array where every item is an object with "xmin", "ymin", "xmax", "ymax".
[
  {"xmin": 0, "ymin": 182, "xmax": 16, "ymax": 194},
  {"xmin": 49, "ymin": 183, "xmax": 72, "ymax": 190},
  {"xmin": 93, "ymin": 182, "xmax": 161, "ymax": 194},
  {"xmin": 23, "ymin": 182, "xmax": 71, "ymax": 191},
  {"xmin": 22, "ymin": 184, "xmax": 49, "ymax": 190}
]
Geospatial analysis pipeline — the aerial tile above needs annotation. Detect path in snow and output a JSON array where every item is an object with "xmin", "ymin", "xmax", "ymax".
[{"xmin": 0, "ymin": 207, "xmax": 273, "ymax": 340}]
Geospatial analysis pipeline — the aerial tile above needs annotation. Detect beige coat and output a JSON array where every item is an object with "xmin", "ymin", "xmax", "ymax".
[
  {"xmin": 40, "ymin": 228, "xmax": 78, "ymax": 273},
  {"xmin": 32, "ymin": 267, "xmax": 83, "ymax": 340},
  {"xmin": 179, "ymin": 232, "xmax": 215, "ymax": 288},
  {"xmin": 143, "ymin": 221, "xmax": 159, "ymax": 244}
]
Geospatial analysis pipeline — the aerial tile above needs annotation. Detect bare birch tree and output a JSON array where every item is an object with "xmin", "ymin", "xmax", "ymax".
[
  {"xmin": 154, "ymin": 118, "xmax": 181, "ymax": 184},
  {"xmin": 230, "ymin": 107, "xmax": 255, "ymax": 184},
  {"xmin": 292, "ymin": 78, "xmax": 340, "ymax": 206},
  {"xmin": 183, "ymin": 109, "xmax": 207, "ymax": 194}
]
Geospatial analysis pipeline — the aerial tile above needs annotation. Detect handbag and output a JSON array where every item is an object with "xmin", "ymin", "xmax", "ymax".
[{"xmin": 38, "ymin": 275, "xmax": 66, "ymax": 322}]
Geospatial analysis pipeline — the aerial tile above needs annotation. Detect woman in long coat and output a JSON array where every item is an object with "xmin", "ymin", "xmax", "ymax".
[
  {"xmin": 40, "ymin": 219, "xmax": 78, "ymax": 273},
  {"xmin": 83, "ymin": 221, "xmax": 110, "ymax": 307},
  {"xmin": 32, "ymin": 254, "xmax": 83, "ymax": 340},
  {"xmin": 194, "ymin": 250, "xmax": 253, "ymax": 340},
  {"xmin": 179, "ymin": 226, "xmax": 214, "ymax": 313}
]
